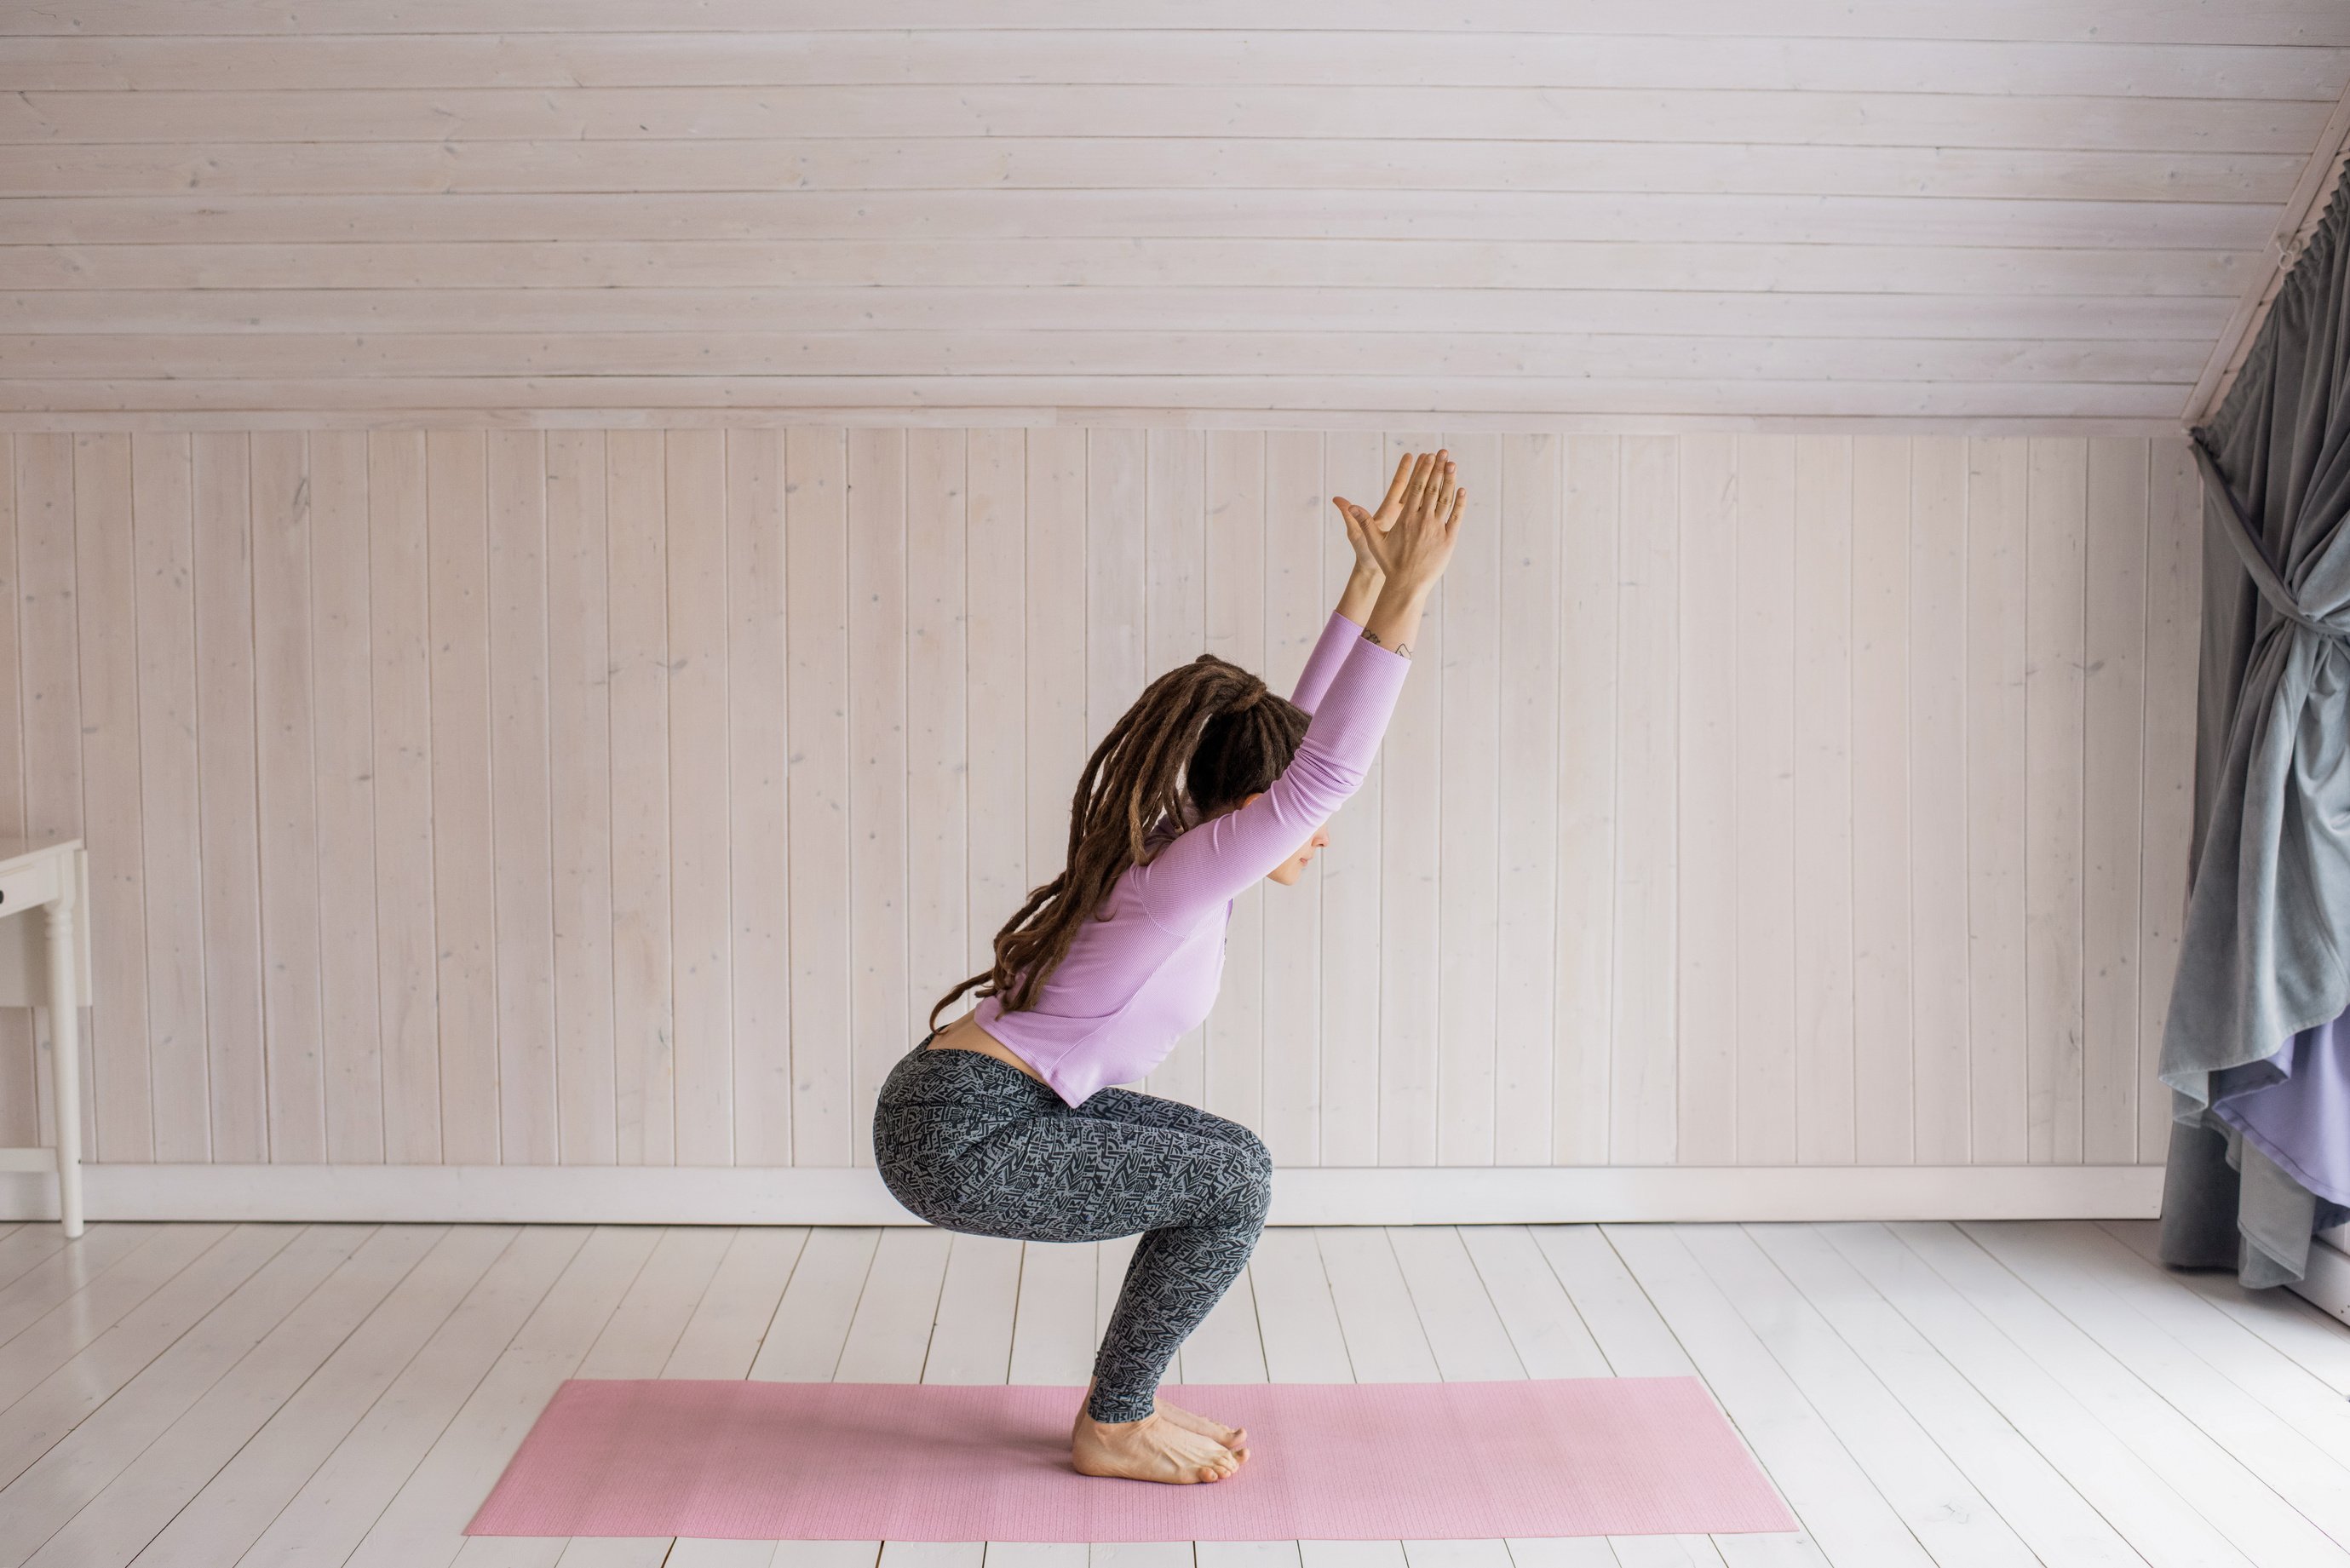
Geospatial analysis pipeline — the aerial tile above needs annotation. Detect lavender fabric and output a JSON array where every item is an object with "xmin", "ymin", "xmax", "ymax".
[
  {"xmin": 2212, "ymin": 1002, "xmax": 2350, "ymax": 1209},
  {"xmin": 973, "ymin": 608, "xmax": 1411, "ymax": 1106}
]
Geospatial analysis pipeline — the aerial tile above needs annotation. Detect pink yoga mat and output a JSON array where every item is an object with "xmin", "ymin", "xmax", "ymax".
[{"xmin": 465, "ymin": 1378, "xmax": 1796, "ymax": 1542}]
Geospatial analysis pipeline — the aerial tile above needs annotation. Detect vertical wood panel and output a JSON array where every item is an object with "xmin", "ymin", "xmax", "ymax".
[
  {"xmin": 0, "ymin": 427, "xmax": 2201, "ymax": 1175},
  {"xmin": 1379, "ymin": 430, "xmax": 1443, "ymax": 1167},
  {"xmin": 847, "ymin": 427, "xmax": 909, "ymax": 1163},
  {"xmin": 1793, "ymin": 434, "xmax": 1856, "ymax": 1165},
  {"xmin": 1023, "ymin": 428, "xmax": 1085, "ymax": 933},
  {"xmin": 16, "ymin": 437, "xmax": 89, "ymax": 1155},
  {"xmin": 962, "ymin": 428, "xmax": 1026, "ymax": 1004},
  {"xmin": 368, "ymin": 430, "xmax": 440, "ymax": 1163},
  {"xmin": 74, "ymin": 433, "xmax": 151, "ymax": 1163},
  {"xmin": 1086, "ymin": 429, "xmax": 1146, "ymax": 758},
  {"xmin": 1497, "ymin": 433, "xmax": 1561, "ymax": 1165},
  {"xmin": 309, "ymin": 429, "xmax": 383, "ymax": 1163},
  {"xmin": 1554, "ymin": 434, "xmax": 1615, "ymax": 1166},
  {"xmin": 784, "ymin": 426, "xmax": 850, "ymax": 1165},
  {"xmin": 193, "ymin": 432, "xmax": 267, "ymax": 1163},
  {"xmin": 1968, "ymin": 437, "xmax": 2031, "ymax": 1165},
  {"xmin": 906, "ymin": 428, "xmax": 968, "ymax": 1079},
  {"xmin": 546, "ymin": 428, "xmax": 617, "ymax": 1164},
  {"xmin": 667, "ymin": 428, "xmax": 733, "ymax": 1163},
  {"xmin": 487, "ymin": 428, "xmax": 557, "ymax": 1165},
  {"xmin": 1675, "ymin": 434, "xmax": 1738, "ymax": 1163},
  {"xmin": 1910, "ymin": 437, "xmax": 1972, "ymax": 1166},
  {"xmin": 1142, "ymin": 427, "xmax": 1205, "ymax": 1107},
  {"xmin": 2083, "ymin": 437, "xmax": 2150, "ymax": 1166},
  {"xmin": 1260, "ymin": 429, "xmax": 1324, "ymax": 1163},
  {"xmin": 250, "ymin": 429, "xmax": 324, "ymax": 1163},
  {"xmin": 0, "ymin": 435, "xmax": 28, "ymax": 1149},
  {"xmin": 2140, "ymin": 439, "xmax": 2202, "ymax": 1164},
  {"xmin": 727, "ymin": 426, "xmax": 790, "ymax": 1163},
  {"xmin": 422, "ymin": 428, "xmax": 497, "ymax": 1165},
  {"xmin": 1851, "ymin": 435, "xmax": 1916, "ymax": 1166},
  {"xmin": 134, "ymin": 433, "xmax": 204, "ymax": 1162},
  {"xmin": 1614, "ymin": 435, "xmax": 1678, "ymax": 1165},
  {"xmin": 1735, "ymin": 434, "xmax": 1799, "ymax": 1165},
  {"xmin": 1203, "ymin": 428, "xmax": 1265, "ymax": 1129},
  {"xmin": 1437, "ymin": 429, "xmax": 1502, "ymax": 1164},
  {"xmin": 607, "ymin": 428, "xmax": 673, "ymax": 1165},
  {"xmin": 1319, "ymin": 429, "xmax": 1382, "ymax": 1167},
  {"xmin": 2025, "ymin": 437, "xmax": 2089, "ymax": 1163}
]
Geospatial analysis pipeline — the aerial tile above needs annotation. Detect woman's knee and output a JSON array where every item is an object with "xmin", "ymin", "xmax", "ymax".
[
  {"xmin": 1203, "ymin": 1141, "xmax": 1273, "ymax": 1231},
  {"xmin": 1218, "ymin": 1123, "xmax": 1273, "ymax": 1199},
  {"xmin": 1242, "ymin": 1125, "xmax": 1273, "ymax": 1181},
  {"xmin": 1197, "ymin": 1108, "xmax": 1272, "ymax": 1175}
]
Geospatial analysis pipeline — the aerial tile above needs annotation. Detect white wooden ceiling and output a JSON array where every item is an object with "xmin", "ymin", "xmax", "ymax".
[{"xmin": 5, "ymin": 2, "xmax": 2350, "ymax": 431}]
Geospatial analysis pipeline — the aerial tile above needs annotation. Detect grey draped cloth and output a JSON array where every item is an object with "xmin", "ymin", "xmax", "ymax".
[{"xmin": 2159, "ymin": 165, "xmax": 2350, "ymax": 1287}]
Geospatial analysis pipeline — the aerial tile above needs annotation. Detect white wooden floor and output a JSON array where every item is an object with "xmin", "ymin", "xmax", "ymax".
[{"xmin": 0, "ymin": 1220, "xmax": 2346, "ymax": 1568}]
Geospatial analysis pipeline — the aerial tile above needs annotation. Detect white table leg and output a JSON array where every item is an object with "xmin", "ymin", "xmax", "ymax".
[{"xmin": 46, "ymin": 876, "xmax": 82, "ymax": 1238}]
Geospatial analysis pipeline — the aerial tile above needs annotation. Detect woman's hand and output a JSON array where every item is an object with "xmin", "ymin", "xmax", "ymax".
[
  {"xmin": 1330, "ymin": 490, "xmax": 1388, "ymax": 583},
  {"xmin": 1355, "ymin": 450, "xmax": 1465, "ymax": 658},
  {"xmin": 1355, "ymin": 451, "xmax": 1463, "ymax": 594},
  {"xmin": 1330, "ymin": 448, "xmax": 1434, "ymax": 580}
]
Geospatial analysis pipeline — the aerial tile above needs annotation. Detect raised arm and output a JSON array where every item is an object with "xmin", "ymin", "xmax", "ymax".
[
  {"xmin": 1289, "ymin": 605, "xmax": 1367, "ymax": 715},
  {"xmin": 1290, "ymin": 474, "xmax": 1395, "ymax": 712},
  {"xmin": 1137, "ymin": 448, "xmax": 1466, "ymax": 931},
  {"xmin": 1134, "ymin": 631, "xmax": 1412, "ymax": 928}
]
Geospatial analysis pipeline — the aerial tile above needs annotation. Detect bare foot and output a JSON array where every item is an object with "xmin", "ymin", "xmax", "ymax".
[
  {"xmin": 1152, "ymin": 1399, "xmax": 1248, "ymax": 1450},
  {"xmin": 1072, "ymin": 1378, "xmax": 1248, "ymax": 1451},
  {"xmin": 1072, "ymin": 1408, "xmax": 1248, "ymax": 1484}
]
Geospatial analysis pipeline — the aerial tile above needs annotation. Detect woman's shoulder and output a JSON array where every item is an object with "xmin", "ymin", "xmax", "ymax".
[
  {"xmin": 1111, "ymin": 836, "xmax": 1210, "ymax": 933},
  {"xmin": 1132, "ymin": 807, "xmax": 1192, "ymax": 863}
]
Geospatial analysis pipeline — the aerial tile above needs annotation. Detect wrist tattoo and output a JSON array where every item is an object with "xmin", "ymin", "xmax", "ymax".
[{"xmin": 1361, "ymin": 628, "xmax": 1412, "ymax": 659}]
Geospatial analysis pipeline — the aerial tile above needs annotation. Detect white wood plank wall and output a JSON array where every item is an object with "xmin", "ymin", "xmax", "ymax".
[
  {"xmin": 2, "ymin": 3, "xmax": 2347, "ymax": 425},
  {"xmin": 0, "ymin": 428, "xmax": 2203, "ymax": 1173}
]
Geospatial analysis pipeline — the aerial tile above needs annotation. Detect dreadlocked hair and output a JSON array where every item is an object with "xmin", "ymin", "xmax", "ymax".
[{"xmin": 926, "ymin": 651, "xmax": 1311, "ymax": 1034}]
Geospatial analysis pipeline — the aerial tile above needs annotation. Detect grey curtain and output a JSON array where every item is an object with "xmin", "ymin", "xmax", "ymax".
[{"xmin": 2159, "ymin": 164, "xmax": 2350, "ymax": 1286}]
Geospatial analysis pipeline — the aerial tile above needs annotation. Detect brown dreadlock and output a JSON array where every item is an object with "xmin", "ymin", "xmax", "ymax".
[{"xmin": 926, "ymin": 651, "xmax": 1310, "ymax": 1033}]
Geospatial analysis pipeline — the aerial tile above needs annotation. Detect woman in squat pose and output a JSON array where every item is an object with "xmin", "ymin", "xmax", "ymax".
[{"xmin": 872, "ymin": 449, "xmax": 1465, "ymax": 1485}]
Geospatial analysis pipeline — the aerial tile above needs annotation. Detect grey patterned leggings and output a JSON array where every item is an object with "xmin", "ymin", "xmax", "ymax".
[{"xmin": 870, "ymin": 1033, "xmax": 1273, "ymax": 1425}]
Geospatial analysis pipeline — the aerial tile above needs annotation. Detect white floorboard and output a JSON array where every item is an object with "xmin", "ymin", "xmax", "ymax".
[
  {"xmin": 0, "ymin": 1221, "xmax": 2340, "ymax": 1566},
  {"xmin": 1669, "ymin": 1224, "xmax": 2034, "ymax": 1567},
  {"xmin": 1744, "ymin": 1225, "xmax": 2140, "ymax": 1567}
]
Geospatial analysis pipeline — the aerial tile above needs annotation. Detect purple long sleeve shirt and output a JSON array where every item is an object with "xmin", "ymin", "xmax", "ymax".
[{"xmin": 972, "ymin": 607, "xmax": 1412, "ymax": 1106}]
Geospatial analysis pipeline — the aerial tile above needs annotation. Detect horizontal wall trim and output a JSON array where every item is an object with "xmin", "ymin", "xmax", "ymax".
[
  {"xmin": 0, "ymin": 409, "xmax": 2192, "ymax": 437},
  {"xmin": 2295, "ymin": 1239, "xmax": 2350, "ymax": 1329},
  {"xmin": 0, "ymin": 1163, "xmax": 2166, "ymax": 1226}
]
